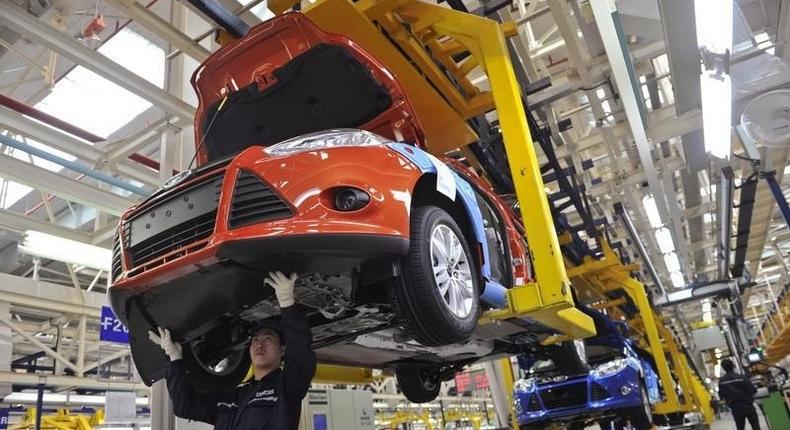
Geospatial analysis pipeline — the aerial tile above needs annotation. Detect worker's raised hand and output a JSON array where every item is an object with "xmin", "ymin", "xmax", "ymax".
[
  {"xmin": 148, "ymin": 327, "xmax": 183, "ymax": 361},
  {"xmin": 265, "ymin": 271, "xmax": 298, "ymax": 308}
]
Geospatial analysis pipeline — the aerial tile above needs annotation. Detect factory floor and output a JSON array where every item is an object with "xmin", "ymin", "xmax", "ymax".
[{"xmin": 709, "ymin": 409, "xmax": 770, "ymax": 430}]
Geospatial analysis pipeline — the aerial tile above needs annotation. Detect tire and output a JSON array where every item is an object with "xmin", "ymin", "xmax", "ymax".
[
  {"xmin": 182, "ymin": 342, "xmax": 251, "ymax": 393},
  {"xmin": 389, "ymin": 205, "xmax": 480, "ymax": 346},
  {"xmin": 396, "ymin": 365, "xmax": 441, "ymax": 403},
  {"xmin": 627, "ymin": 384, "xmax": 653, "ymax": 430}
]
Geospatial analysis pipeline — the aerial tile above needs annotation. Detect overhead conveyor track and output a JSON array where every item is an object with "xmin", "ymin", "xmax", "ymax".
[
  {"xmin": 266, "ymin": 0, "xmax": 597, "ymax": 340},
  {"xmin": 241, "ymin": 0, "xmax": 717, "ymax": 423}
]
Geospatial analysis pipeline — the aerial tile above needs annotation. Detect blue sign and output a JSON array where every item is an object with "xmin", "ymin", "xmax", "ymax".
[
  {"xmin": 100, "ymin": 306, "xmax": 129, "ymax": 344},
  {"xmin": 0, "ymin": 408, "xmax": 9, "ymax": 429}
]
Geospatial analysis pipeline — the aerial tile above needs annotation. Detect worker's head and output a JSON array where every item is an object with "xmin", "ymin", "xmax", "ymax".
[
  {"xmin": 249, "ymin": 322, "xmax": 284, "ymax": 369},
  {"xmin": 721, "ymin": 358, "xmax": 735, "ymax": 373}
]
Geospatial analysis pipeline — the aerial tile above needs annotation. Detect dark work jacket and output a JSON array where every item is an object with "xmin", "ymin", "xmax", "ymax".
[
  {"xmin": 718, "ymin": 371, "xmax": 757, "ymax": 409},
  {"xmin": 166, "ymin": 306, "xmax": 317, "ymax": 430}
]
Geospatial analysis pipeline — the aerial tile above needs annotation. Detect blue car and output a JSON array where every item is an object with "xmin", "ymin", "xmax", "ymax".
[{"xmin": 513, "ymin": 308, "xmax": 661, "ymax": 430}]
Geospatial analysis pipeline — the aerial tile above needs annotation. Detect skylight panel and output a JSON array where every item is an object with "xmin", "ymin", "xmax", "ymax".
[
  {"xmin": 0, "ymin": 30, "xmax": 164, "ymax": 209},
  {"xmin": 35, "ymin": 29, "xmax": 165, "ymax": 138},
  {"xmin": 237, "ymin": 0, "xmax": 275, "ymax": 21}
]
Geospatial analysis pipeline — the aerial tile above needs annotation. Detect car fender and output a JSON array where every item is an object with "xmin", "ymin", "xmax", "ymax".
[{"xmin": 387, "ymin": 143, "xmax": 508, "ymax": 307}]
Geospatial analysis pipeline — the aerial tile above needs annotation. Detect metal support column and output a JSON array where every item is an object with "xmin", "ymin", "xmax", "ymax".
[
  {"xmin": 764, "ymin": 170, "xmax": 790, "ymax": 229},
  {"xmin": 151, "ymin": 380, "xmax": 175, "ymax": 430},
  {"xmin": 35, "ymin": 383, "xmax": 44, "ymax": 430}
]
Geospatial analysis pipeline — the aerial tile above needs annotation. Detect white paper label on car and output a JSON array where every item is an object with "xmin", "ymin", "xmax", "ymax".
[{"xmin": 425, "ymin": 153, "xmax": 456, "ymax": 201}]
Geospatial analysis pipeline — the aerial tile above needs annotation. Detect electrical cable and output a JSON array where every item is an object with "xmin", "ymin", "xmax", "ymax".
[{"xmin": 186, "ymin": 95, "xmax": 229, "ymax": 171}]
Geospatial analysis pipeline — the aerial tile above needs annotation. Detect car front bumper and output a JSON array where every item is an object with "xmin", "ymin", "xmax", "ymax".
[{"xmin": 515, "ymin": 366, "xmax": 645, "ymax": 425}]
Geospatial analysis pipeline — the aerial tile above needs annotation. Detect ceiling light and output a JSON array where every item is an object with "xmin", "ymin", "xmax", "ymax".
[
  {"xmin": 655, "ymin": 228, "xmax": 676, "ymax": 254},
  {"xmin": 670, "ymin": 272, "xmax": 686, "ymax": 289},
  {"xmin": 19, "ymin": 230, "xmax": 111, "ymax": 272},
  {"xmin": 695, "ymin": 0, "xmax": 734, "ymax": 160},
  {"xmin": 664, "ymin": 253, "xmax": 682, "ymax": 273},
  {"xmin": 700, "ymin": 72, "xmax": 732, "ymax": 159},
  {"xmin": 642, "ymin": 195, "xmax": 663, "ymax": 228}
]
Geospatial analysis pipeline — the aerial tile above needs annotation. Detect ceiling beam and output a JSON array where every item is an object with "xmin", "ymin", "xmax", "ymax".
[
  {"xmin": 0, "ymin": 153, "xmax": 134, "ymax": 216},
  {"xmin": 105, "ymin": 0, "xmax": 211, "ymax": 62},
  {"xmin": 0, "ymin": 101, "xmax": 159, "ymax": 187},
  {"xmin": 591, "ymin": 0, "xmax": 692, "ymax": 281},
  {"xmin": 0, "ymin": 2, "xmax": 196, "ymax": 120},
  {"xmin": 0, "ymin": 272, "xmax": 104, "ymax": 317},
  {"xmin": 0, "ymin": 210, "xmax": 91, "ymax": 242}
]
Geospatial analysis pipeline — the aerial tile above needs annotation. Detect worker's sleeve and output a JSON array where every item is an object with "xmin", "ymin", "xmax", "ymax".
[
  {"xmin": 281, "ymin": 305, "xmax": 317, "ymax": 402},
  {"xmin": 165, "ymin": 359, "xmax": 220, "ymax": 424},
  {"xmin": 743, "ymin": 376, "xmax": 757, "ymax": 395}
]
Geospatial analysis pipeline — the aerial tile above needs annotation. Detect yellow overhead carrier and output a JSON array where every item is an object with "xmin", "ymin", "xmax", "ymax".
[
  {"xmin": 270, "ymin": 0, "xmax": 595, "ymax": 340},
  {"xmin": 568, "ymin": 240, "xmax": 713, "ymax": 423}
]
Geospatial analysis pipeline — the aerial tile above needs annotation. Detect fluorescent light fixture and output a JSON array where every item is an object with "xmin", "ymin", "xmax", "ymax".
[
  {"xmin": 20, "ymin": 230, "xmax": 111, "ymax": 272},
  {"xmin": 694, "ymin": 0, "xmax": 733, "ymax": 55},
  {"xmin": 670, "ymin": 271, "xmax": 686, "ymax": 289},
  {"xmin": 695, "ymin": 0, "xmax": 734, "ymax": 160},
  {"xmin": 2, "ymin": 392, "xmax": 148, "ymax": 406},
  {"xmin": 642, "ymin": 195, "xmax": 663, "ymax": 228},
  {"xmin": 700, "ymin": 72, "xmax": 732, "ymax": 159},
  {"xmin": 655, "ymin": 228, "xmax": 676, "ymax": 254},
  {"xmin": 663, "ymin": 253, "xmax": 681, "ymax": 273}
]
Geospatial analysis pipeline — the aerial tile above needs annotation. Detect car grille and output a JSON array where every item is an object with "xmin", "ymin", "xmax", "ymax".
[
  {"xmin": 128, "ymin": 176, "xmax": 222, "ymax": 267},
  {"xmin": 591, "ymin": 382, "xmax": 610, "ymax": 401},
  {"xmin": 538, "ymin": 382, "xmax": 587, "ymax": 409},
  {"xmin": 111, "ymin": 230, "xmax": 122, "ymax": 280},
  {"xmin": 527, "ymin": 394, "xmax": 542, "ymax": 412},
  {"xmin": 228, "ymin": 171, "xmax": 293, "ymax": 228}
]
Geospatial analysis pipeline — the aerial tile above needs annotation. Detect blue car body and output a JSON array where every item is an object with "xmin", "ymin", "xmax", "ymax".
[{"xmin": 514, "ymin": 309, "xmax": 661, "ymax": 426}]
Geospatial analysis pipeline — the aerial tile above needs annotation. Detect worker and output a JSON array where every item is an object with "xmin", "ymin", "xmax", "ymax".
[
  {"xmin": 718, "ymin": 358, "xmax": 761, "ymax": 430},
  {"xmin": 148, "ymin": 271, "xmax": 316, "ymax": 430}
]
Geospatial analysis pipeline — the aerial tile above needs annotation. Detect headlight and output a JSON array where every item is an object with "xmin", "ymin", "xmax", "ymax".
[
  {"xmin": 264, "ymin": 129, "xmax": 390, "ymax": 155},
  {"xmin": 513, "ymin": 378, "xmax": 536, "ymax": 392},
  {"xmin": 592, "ymin": 358, "xmax": 628, "ymax": 378}
]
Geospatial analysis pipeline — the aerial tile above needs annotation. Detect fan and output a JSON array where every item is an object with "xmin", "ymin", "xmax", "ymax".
[{"xmin": 740, "ymin": 89, "xmax": 790, "ymax": 148}]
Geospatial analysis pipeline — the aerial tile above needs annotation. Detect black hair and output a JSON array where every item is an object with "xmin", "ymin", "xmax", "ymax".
[{"xmin": 721, "ymin": 358, "xmax": 735, "ymax": 373}]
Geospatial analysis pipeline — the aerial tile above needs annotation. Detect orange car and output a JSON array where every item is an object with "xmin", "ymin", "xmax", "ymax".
[{"xmin": 109, "ymin": 13, "xmax": 535, "ymax": 402}]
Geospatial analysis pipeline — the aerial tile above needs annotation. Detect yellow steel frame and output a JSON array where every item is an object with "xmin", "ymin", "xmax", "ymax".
[
  {"xmin": 290, "ymin": 0, "xmax": 594, "ymax": 339},
  {"xmin": 567, "ymin": 240, "xmax": 714, "ymax": 422},
  {"xmin": 260, "ymin": 0, "xmax": 713, "ymax": 423},
  {"xmin": 758, "ymin": 288, "xmax": 790, "ymax": 362},
  {"xmin": 11, "ymin": 408, "xmax": 104, "ymax": 430}
]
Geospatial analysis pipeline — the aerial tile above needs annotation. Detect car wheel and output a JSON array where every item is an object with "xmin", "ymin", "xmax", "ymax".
[
  {"xmin": 390, "ymin": 205, "xmax": 480, "ymax": 346},
  {"xmin": 395, "ymin": 365, "xmax": 441, "ymax": 403},
  {"xmin": 182, "ymin": 341, "xmax": 251, "ymax": 393},
  {"xmin": 627, "ymin": 384, "xmax": 653, "ymax": 430}
]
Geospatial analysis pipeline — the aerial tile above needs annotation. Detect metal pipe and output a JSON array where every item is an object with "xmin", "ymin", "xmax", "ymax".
[
  {"xmin": 0, "ymin": 93, "xmax": 103, "ymax": 143},
  {"xmin": 764, "ymin": 171, "xmax": 790, "ymax": 229},
  {"xmin": 0, "ymin": 93, "xmax": 167, "ymax": 172},
  {"xmin": 35, "ymin": 383, "xmax": 44, "ymax": 430},
  {"xmin": 614, "ymin": 202, "xmax": 667, "ymax": 297},
  {"xmin": 719, "ymin": 167, "xmax": 734, "ymax": 279},
  {"xmin": 184, "ymin": 0, "xmax": 250, "ymax": 39},
  {"xmin": 0, "ymin": 134, "xmax": 150, "ymax": 196}
]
